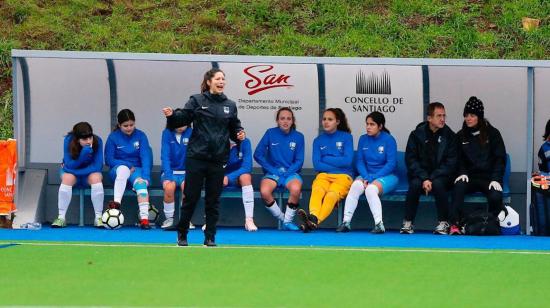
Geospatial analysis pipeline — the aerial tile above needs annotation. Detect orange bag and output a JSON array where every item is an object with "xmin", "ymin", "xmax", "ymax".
[{"xmin": 0, "ymin": 139, "xmax": 17, "ymax": 215}]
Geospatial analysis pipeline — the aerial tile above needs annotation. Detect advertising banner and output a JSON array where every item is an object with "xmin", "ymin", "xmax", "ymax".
[
  {"xmin": 220, "ymin": 63, "xmax": 319, "ymax": 167},
  {"xmin": 324, "ymin": 65, "xmax": 424, "ymax": 151}
]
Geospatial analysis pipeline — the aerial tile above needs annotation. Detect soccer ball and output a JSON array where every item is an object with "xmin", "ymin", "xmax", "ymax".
[
  {"xmin": 101, "ymin": 208, "xmax": 124, "ymax": 229},
  {"xmin": 148, "ymin": 204, "xmax": 159, "ymax": 223}
]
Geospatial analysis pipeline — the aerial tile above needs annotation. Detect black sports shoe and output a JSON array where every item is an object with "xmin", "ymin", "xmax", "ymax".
[
  {"xmin": 177, "ymin": 230, "xmax": 188, "ymax": 246},
  {"xmin": 297, "ymin": 209, "xmax": 311, "ymax": 233},
  {"xmin": 203, "ymin": 237, "xmax": 217, "ymax": 247},
  {"xmin": 336, "ymin": 221, "xmax": 351, "ymax": 233},
  {"xmin": 308, "ymin": 214, "xmax": 319, "ymax": 231}
]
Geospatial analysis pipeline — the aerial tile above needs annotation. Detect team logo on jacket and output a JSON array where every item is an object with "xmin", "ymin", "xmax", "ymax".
[
  {"xmin": 133, "ymin": 141, "xmax": 140, "ymax": 149},
  {"xmin": 378, "ymin": 146, "xmax": 384, "ymax": 154},
  {"xmin": 438, "ymin": 136, "xmax": 442, "ymax": 143},
  {"xmin": 289, "ymin": 142, "xmax": 296, "ymax": 151},
  {"xmin": 238, "ymin": 151, "xmax": 243, "ymax": 160},
  {"xmin": 336, "ymin": 142, "xmax": 343, "ymax": 150},
  {"xmin": 224, "ymin": 106, "xmax": 230, "ymax": 114},
  {"xmin": 183, "ymin": 138, "xmax": 189, "ymax": 145}
]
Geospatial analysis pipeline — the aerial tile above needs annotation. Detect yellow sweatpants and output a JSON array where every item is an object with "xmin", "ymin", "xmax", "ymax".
[{"xmin": 309, "ymin": 173, "xmax": 352, "ymax": 224}]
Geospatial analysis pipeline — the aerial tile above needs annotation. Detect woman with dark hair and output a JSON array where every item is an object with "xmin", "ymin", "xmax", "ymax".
[
  {"xmin": 337, "ymin": 111, "xmax": 398, "ymax": 233},
  {"xmin": 297, "ymin": 108, "xmax": 353, "ymax": 232},
  {"xmin": 160, "ymin": 109, "xmax": 193, "ymax": 229},
  {"xmin": 163, "ymin": 68, "xmax": 245, "ymax": 247},
  {"xmin": 104, "ymin": 109, "xmax": 153, "ymax": 229},
  {"xmin": 52, "ymin": 122, "xmax": 104, "ymax": 228},
  {"xmin": 254, "ymin": 107, "xmax": 305, "ymax": 231},
  {"xmin": 449, "ymin": 96, "xmax": 507, "ymax": 235},
  {"xmin": 537, "ymin": 119, "xmax": 550, "ymax": 175}
]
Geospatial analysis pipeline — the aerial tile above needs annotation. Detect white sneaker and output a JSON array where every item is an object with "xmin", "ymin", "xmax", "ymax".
[
  {"xmin": 245, "ymin": 217, "xmax": 258, "ymax": 232},
  {"xmin": 161, "ymin": 217, "xmax": 174, "ymax": 229},
  {"xmin": 94, "ymin": 217, "xmax": 104, "ymax": 228},
  {"xmin": 189, "ymin": 222, "xmax": 196, "ymax": 229}
]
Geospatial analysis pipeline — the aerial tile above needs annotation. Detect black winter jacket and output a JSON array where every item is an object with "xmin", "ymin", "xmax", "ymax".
[
  {"xmin": 456, "ymin": 122, "xmax": 506, "ymax": 183},
  {"xmin": 172, "ymin": 92, "xmax": 243, "ymax": 163},
  {"xmin": 405, "ymin": 122, "xmax": 458, "ymax": 181}
]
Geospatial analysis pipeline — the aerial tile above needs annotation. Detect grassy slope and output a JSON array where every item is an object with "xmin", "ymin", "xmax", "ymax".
[
  {"xmin": 1, "ymin": 244, "xmax": 550, "ymax": 306},
  {"xmin": 0, "ymin": 0, "xmax": 549, "ymax": 139}
]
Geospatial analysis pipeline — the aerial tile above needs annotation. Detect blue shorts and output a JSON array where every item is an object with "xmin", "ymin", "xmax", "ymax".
[
  {"xmin": 356, "ymin": 174, "xmax": 398, "ymax": 194},
  {"xmin": 263, "ymin": 173, "xmax": 303, "ymax": 188},
  {"xmin": 161, "ymin": 171, "xmax": 186, "ymax": 188},
  {"xmin": 109, "ymin": 166, "xmax": 148, "ymax": 186},
  {"xmin": 59, "ymin": 169, "xmax": 91, "ymax": 188},
  {"xmin": 225, "ymin": 173, "xmax": 252, "ymax": 187}
]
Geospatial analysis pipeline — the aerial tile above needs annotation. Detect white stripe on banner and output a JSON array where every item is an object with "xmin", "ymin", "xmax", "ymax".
[{"xmin": 4, "ymin": 241, "xmax": 550, "ymax": 256}]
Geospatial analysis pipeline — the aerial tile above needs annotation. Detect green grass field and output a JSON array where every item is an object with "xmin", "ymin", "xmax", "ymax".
[{"xmin": 2, "ymin": 242, "xmax": 550, "ymax": 307}]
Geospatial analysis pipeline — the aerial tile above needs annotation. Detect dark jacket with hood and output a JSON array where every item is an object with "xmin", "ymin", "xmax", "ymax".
[
  {"xmin": 170, "ymin": 92, "xmax": 243, "ymax": 163},
  {"xmin": 405, "ymin": 121, "xmax": 458, "ymax": 181},
  {"xmin": 456, "ymin": 121, "xmax": 506, "ymax": 183}
]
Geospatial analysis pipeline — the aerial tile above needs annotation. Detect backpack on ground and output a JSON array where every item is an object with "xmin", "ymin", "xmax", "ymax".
[{"xmin": 462, "ymin": 210, "xmax": 501, "ymax": 236}]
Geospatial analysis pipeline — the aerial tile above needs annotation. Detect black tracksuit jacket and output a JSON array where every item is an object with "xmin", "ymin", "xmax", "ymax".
[
  {"xmin": 405, "ymin": 122, "xmax": 458, "ymax": 181},
  {"xmin": 456, "ymin": 122, "xmax": 506, "ymax": 183},
  {"xmin": 172, "ymin": 91, "xmax": 243, "ymax": 163}
]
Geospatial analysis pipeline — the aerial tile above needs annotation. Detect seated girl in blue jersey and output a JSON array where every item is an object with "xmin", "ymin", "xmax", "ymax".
[
  {"xmin": 336, "ymin": 112, "xmax": 398, "ymax": 234},
  {"xmin": 297, "ymin": 108, "xmax": 354, "ymax": 232},
  {"xmin": 224, "ymin": 137, "xmax": 258, "ymax": 231},
  {"xmin": 105, "ymin": 109, "xmax": 153, "ymax": 229},
  {"xmin": 160, "ymin": 108, "xmax": 194, "ymax": 229},
  {"xmin": 52, "ymin": 122, "xmax": 104, "ymax": 228},
  {"xmin": 254, "ymin": 107, "xmax": 305, "ymax": 231}
]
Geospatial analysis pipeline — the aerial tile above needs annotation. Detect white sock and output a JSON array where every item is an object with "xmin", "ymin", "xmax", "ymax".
[
  {"xmin": 138, "ymin": 202, "xmax": 149, "ymax": 220},
  {"xmin": 114, "ymin": 166, "xmax": 130, "ymax": 203},
  {"xmin": 365, "ymin": 184, "xmax": 382, "ymax": 224},
  {"xmin": 266, "ymin": 200, "xmax": 284, "ymax": 221},
  {"xmin": 90, "ymin": 183, "xmax": 104, "ymax": 218},
  {"xmin": 242, "ymin": 185, "xmax": 254, "ymax": 218},
  {"xmin": 57, "ymin": 184, "xmax": 72, "ymax": 219},
  {"xmin": 343, "ymin": 180, "xmax": 364, "ymax": 223},
  {"xmin": 164, "ymin": 201, "xmax": 175, "ymax": 219},
  {"xmin": 283, "ymin": 206, "xmax": 296, "ymax": 224}
]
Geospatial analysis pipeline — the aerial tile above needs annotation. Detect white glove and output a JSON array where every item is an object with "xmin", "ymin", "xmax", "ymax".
[
  {"xmin": 489, "ymin": 181, "xmax": 502, "ymax": 192},
  {"xmin": 454, "ymin": 174, "xmax": 469, "ymax": 183}
]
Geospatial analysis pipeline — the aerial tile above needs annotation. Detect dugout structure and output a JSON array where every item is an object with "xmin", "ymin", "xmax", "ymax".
[{"xmin": 10, "ymin": 50, "xmax": 550, "ymax": 233}]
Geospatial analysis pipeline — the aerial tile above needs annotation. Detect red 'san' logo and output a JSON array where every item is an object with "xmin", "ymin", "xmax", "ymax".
[{"xmin": 244, "ymin": 65, "xmax": 294, "ymax": 95}]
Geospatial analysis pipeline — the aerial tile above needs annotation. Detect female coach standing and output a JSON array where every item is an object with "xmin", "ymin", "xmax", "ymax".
[{"xmin": 163, "ymin": 68, "xmax": 245, "ymax": 247}]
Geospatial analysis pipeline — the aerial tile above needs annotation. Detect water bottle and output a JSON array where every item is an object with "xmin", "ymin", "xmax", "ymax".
[{"xmin": 19, "ymin": 222, "xmax": 42, "ymax": 230}]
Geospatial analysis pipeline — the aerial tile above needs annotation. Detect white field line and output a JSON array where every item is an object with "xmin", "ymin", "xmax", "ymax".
[{"xmin": 3, "ymin": 241, "xmax": 550, "ymax": 255}]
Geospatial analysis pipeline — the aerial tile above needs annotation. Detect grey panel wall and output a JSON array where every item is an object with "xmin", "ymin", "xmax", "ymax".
[
  {"xmin": 429, "ymin": 66, "xmax": 528, "ymax": 172},
  {"xmin": 534, "ymin": 68, "xmax": 550, "ymax": 171},
  {"xmin": 25, "ymin": 58, "xmax": 111, "ymax": 164},
  {"xmin": 113, "ymin": 60, "xmax": 212, "ymax": 165}
]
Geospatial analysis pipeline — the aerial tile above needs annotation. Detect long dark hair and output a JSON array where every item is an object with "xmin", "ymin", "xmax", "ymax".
[
  {"xmin": 68, "ymin": 122, "xmax": 98, "ymax": 159},
  {"xmin": 366, "ymin": 111, "xmax": 390, "ymax": 134},
  {"xmin": 115, "ymin": 109, "xmax": 136, "ymax": 130},
  {"xmin": 276, "ymin": 107, "xmax": 296, "ymax": 130},
  {"xmin": 544, "ymin": 119, "xmax": 550, "ymax": 140},
  {"xmin": 201, "ymin": 68, "xmax": 225, "ymax": 93},
  {"xmin": 462, "ymin": 117, "xmax": 489, "ymax": 145},
  {"xmin": 325, "ymin": 108, "xmax": 351, "ymax": 133}
]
